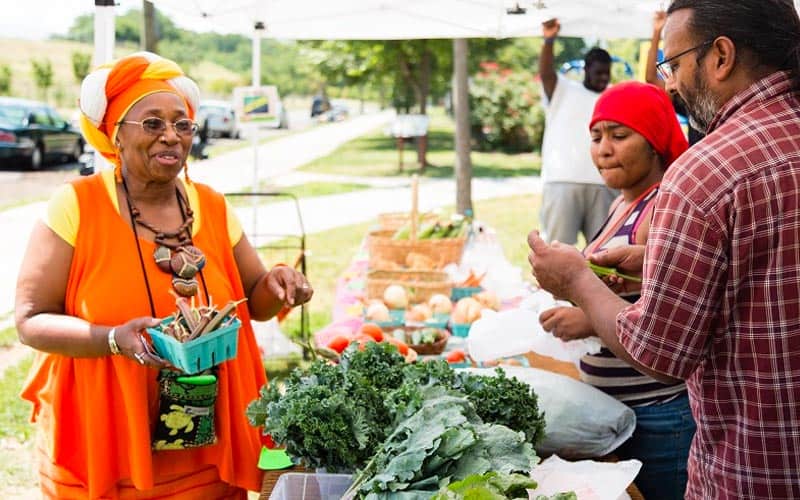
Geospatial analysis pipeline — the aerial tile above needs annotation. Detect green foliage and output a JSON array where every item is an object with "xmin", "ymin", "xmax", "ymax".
[
  {"xmin": 247, "ymin": 342, "xmax": 546, "ymax": 475},
  {"xmin": 71, "ymin": 52, "xmax": 91, "ymax": 83},
  {"xmin": 432, "ymin": 471, "xmax": 538, "ymax": 499},
  {"xmin": 347, "ymin": 385, "xmax": 538, "ymax": 499},
  {"xmin": 469, "ymin": 63, "xmax": 545, "ymax": 153},
  {"xmin": 0, "ymin": 355, "xmax": 34, "ymax": 442},
  {"xmin": 457, "ymin": 368, "xmax": 546, "ymax": 445},
  {"xmin": 0, "ymin": 64, "xmax": 11, "ymax": 94},
  {"xmin": 30, "ymin": 59, "xmax": 54, "ymax": 100}
]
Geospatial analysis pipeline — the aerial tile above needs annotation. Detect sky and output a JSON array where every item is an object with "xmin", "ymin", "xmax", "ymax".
[{"xmin": 1, "ymin": 0, "xmax": 156, "ymax": 40}]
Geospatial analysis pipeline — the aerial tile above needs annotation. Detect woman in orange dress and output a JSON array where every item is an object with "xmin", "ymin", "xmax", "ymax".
[{"xmin": 14, "ymin": 52, "xmax": 313, "ymax": 499}]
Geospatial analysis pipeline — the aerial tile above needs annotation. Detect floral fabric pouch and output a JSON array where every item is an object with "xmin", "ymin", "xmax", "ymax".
[{"xmin": 152, "ymin": 369, "xmax": 218, "ymax": 450}]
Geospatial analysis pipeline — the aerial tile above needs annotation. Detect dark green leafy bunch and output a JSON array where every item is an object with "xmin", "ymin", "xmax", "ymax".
[
  {"xmin": 456, "ymin": 368, "xmax": 546, "ymax": 446},
  {"xmin": 346, "ymin": 385, "xmax": 539, "ymax": 499},
  {"xmin": 247, "ymin": 342, "xmax": 409, "ymax": 471},
  {"xmin": 246, "ymin": 345, "xmax": 548, "ymax": 472}
]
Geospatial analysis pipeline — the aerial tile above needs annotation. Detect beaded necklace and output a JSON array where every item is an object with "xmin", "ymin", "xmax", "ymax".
[{"xmin": 121, "ymin": 178, "xmax": 210, "ymax": 311}]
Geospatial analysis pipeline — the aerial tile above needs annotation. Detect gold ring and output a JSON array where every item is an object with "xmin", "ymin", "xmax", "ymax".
[{"xmin": 134, "ymin": 352, "xmax": 146, "ymax": 365}]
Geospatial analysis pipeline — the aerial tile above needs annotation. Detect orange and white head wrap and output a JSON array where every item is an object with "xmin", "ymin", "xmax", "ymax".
[{"xmin": 79, "ymin": 52, "xmax": 200, "ymax": 175}]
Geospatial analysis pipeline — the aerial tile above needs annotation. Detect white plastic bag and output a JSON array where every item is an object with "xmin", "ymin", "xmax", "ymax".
[
  {"xmin": 466, "ymin": 290, "xmax": 601, "ymax": 364},
  {"xmin": 459, "ymin": 367, "xmax": 636, "ymax": 459},
  {"xmin": 529, "ymin": 455, "xmax": 642, "ymax": 500}
]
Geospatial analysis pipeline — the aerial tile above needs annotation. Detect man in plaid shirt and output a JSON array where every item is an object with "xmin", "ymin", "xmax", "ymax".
[{"xmin": 528, "ymin": 1, "xmax": 800, "ymax": 498}]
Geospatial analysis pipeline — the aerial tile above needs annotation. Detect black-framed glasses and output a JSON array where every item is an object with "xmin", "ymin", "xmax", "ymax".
[
  {"xmin": 656, "ymin": 40, "xmax": 713, "ymax": 81},
  {"xmin": 117, "ymin": 117, "xmax": 198, "ymax": 137}
]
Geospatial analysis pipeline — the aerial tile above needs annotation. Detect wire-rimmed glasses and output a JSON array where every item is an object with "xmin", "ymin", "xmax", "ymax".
[
  {"xmin": 655, "ymin": 40, "xmax": 713, "ymax": 81},
  {"xmin": 117, "ymin": 117, "xmax": 198, "ymax": 137}
]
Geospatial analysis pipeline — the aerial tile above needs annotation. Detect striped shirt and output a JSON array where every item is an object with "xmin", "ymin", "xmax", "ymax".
[
  {"xmin": 618, "ymin": 71, "xmax": 800, "ymax": 499},
  {"xmin": 581, "ymin": 186, "xmax": 687, "ymax": 406}
]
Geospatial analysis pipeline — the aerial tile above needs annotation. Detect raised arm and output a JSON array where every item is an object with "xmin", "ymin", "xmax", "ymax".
[
  {"xmin": 539, "ymin": 18, "xmax": 560, "ymax": 101},
  {"xmin": 645, "ymin": 11, "xmax": 667, "ymax": 88}
]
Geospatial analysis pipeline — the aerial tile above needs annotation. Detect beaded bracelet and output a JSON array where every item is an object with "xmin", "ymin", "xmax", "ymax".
[{"xmin": 108, "ymin": 327, "xmax": 121, "ymax": 355}]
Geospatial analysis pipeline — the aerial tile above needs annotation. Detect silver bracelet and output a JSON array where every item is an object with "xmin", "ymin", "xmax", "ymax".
[{"xmin": 108, "ymin": 327, "xmax": 121, "ymax": 355}]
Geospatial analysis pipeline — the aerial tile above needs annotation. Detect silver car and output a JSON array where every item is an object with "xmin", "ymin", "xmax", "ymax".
[{"xmin": 197, "ymin": 100, "xmax": 240, "ymax": 139}]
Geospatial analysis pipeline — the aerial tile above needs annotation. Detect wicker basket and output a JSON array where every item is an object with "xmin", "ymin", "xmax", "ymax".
[
  {"xmin": 378, "ymin": 211, "xmax": 436, "ymax": 231},
  {"xmin": 369, "ymin": 176, "xmax": 467, "ymax": 270},
  {"xmin": 366, "ymin": 269, "xmax": 452, "ymax": 304},
  {"xmin": 367, "ymin": 229, "xmax": 467, "ymax": 270}
]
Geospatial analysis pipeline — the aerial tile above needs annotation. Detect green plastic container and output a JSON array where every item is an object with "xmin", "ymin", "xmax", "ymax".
[{"xmin": 148, "ymin": 317, "xmax": 241, "ymax": 374}]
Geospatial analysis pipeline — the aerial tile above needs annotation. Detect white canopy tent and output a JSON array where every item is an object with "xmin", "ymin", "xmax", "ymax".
[
  {"xmin": 89, "ymin": 0, "xmax": 696, "ymax": 209},
  {"xmin": 145, "ymin": 0, "xmax": 666, "ymax": 41}
]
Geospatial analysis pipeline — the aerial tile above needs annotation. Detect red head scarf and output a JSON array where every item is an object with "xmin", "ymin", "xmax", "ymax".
[{"xmin": 589, "ymin": 81, "xmax": 688, "ymax": 167}]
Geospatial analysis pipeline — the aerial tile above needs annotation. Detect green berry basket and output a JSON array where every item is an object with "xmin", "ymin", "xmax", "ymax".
[{"xmin": 148, "ymin": 316, "xmax": 241, "ymax": 374}]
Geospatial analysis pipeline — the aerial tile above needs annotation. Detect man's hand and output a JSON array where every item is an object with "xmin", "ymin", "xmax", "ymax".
[
  {"xmin": 588, "ymin": 245, "xmax": 645, "ymax": 292},
  {"xmin": 542, "ymin": 18, "xmax": 560, "ymax": 38},
  {"xmin": 527, "ymin": 230, "xmax": 593, "ymax": 301},
  {"xmin": 540, "ymin": 306, "xmax": 594, "ymax": 341}
]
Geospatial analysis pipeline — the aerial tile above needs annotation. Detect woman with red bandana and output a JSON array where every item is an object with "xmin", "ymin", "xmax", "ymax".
[
  {"xmin": 538, "ymin": 81, "xmax": 694, "ymax": 500},
  {"xmin": 15, "ymin": 52, "xmax": 313, "ymax": 498}
]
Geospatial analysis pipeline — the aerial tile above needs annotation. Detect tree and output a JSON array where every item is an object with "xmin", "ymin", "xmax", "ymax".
[
  {"xmin": 71, "ymin": 52, "xmax": 92, "ymax": 83},
  {"xmin": 453, "ymin": 39, "xmax": 472, "ymax": 215},
  {"xmin": 142, "ymin": 1, "xmax": 158, "ymax": 52},
  {"xmin": 0, "ymin": 65, "xmax": 11, "ymax": 94},
  {"xmin": 31, "ymin": 59, "xmax": 54, "ymax": 101}
]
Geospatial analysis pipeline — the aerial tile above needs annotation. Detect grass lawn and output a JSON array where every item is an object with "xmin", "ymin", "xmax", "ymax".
[
  {"xmin": 0, "ymin": 326, "xmax": 19, "ymax": 348},
  {"xmin": 300, "ymin": 108, "xmax": 542, "ymax": 179},
  {"xmin": 269, "ymin": 192, "xmax": 541, "ymax": 337}
]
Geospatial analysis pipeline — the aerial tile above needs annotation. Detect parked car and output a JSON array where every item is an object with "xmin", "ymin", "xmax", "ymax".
[
  {"xmin": 0, "ymin": 97, "xmax": 84, "ymax": 170},
  {"xmin": 325, "ymin": 100, "xmax": 350, "ymax": 122},
  {"xmin": 197, "ymin": 100, "xmax": 240, "ymax": 139}
]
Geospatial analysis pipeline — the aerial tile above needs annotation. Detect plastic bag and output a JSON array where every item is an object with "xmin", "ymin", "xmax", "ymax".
[
  {"xmin": 467, "ymin": 290, "xmax": 601, "ymax": 364},
  {"xmin": 459, "ymin": 367, "xmax": 636, "ymax": 459},
  {"xmin": 529, "ymin": 455, "xmax": 642, "ymax": 500}
]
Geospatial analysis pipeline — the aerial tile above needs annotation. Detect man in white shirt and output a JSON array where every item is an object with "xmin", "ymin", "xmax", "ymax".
[{"xmin": 538, "ymin": 18, "xmax": 617, "ymax": 245}]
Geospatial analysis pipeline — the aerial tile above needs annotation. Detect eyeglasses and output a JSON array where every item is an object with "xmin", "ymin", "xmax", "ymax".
[
  {"xmin": 117, "ymin": 117, "xmax": 198, "ymax": 137},
  {"xmin": 656, "ymin": 40, "xmax": 713, "ymax": 81}
]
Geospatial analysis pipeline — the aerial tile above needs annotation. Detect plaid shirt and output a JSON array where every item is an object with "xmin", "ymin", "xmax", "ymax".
[{"xmin": 618, "ymin": 71, "xmax": 800, "ymax": 499}]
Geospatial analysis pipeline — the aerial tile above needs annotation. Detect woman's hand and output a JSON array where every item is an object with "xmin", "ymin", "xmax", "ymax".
[
  {"xmin": 115, "ymin": 317, "xmax": 172, "ymax": 369},
  {"xmin": 539, "ymin": 306, "xmax": 594, "ymax": 341},
  {"xmin": 266, "ymin": 266, "xmax": 314, "ymax": 308}
]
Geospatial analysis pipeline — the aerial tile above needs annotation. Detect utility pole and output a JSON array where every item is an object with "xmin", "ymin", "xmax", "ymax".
[{"xmin": 142, "ymin": 1, "xmax": 157, "ymax": 53}]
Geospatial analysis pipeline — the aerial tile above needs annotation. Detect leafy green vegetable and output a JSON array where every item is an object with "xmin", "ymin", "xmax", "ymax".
[
  {"xmin": 430, "ymin": 471, "xmax": 538, "ymax": 499},
  {"xmin": 346, "ymin": 385, "xmax": 538, "ymax": 499},
  {"xmin": 587, "ymin": 261, "xmax": 642, "ymax": 283},
  {"xmin": 457, "ymin": 368, "xmax": 546, "ymax": 445},
  {"xmin": 246, "ymin": 344, "xmax": 547, "ymax": 473}
]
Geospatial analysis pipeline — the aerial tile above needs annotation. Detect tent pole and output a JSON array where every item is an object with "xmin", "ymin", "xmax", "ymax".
[
  {"xmin": 250, "ymin": 21, "xmax": 266, "ymax": 237},
  {"xmin": 93, "ymin": 0, "xmax": 116, "ymax": 172}
]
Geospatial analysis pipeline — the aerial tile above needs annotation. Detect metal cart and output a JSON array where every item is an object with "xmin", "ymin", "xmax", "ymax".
[{"xmin": 224, "ymin": 191, "xmax": 310, "ymax": 355}]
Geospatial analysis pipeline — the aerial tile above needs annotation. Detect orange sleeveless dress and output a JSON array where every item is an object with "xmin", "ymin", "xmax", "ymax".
[{"xmin": 21, "ymin": 174, "xmax": 266, "ymax": 499}]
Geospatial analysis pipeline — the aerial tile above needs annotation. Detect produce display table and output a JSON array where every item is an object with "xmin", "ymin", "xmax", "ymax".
[{"xmin": 291, "ymin": 231, "xmax": 647, "ymax": 500}]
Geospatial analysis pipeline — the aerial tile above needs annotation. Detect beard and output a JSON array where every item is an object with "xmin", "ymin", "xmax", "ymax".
[{"xmin": 682, "ymin": 68, "xmax": 719, "ymax": 132}]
